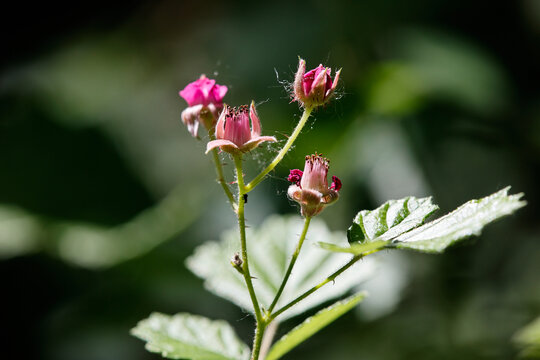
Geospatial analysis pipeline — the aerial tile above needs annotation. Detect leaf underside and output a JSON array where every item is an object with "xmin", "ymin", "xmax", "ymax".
[
  {"xmin": 186, "ymin": 216, "xmax": 376, "ymax": 320},
  {"xmin": 130, "ymin": 312, "xmax": 250, "ymax": 360}
]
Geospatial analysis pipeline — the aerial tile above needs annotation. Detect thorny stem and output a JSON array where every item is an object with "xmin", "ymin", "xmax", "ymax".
[
  {"xmin": 244, "ymin": 106, "xmax": 314, "ymax": 193},
  {"xmin": 268, "ymin": 216, "xmax": 312, "ymax": 313},
  {"xmin": 209, "ymin": 133, "xmax": 237, "ymax": 210},
  {"xmin": 270, "ymin": 254, "xmax": 362, "ymax": 321},
  {"xmin": 233, "ymin": 155, "xmax": 266, "ymax": 359}
]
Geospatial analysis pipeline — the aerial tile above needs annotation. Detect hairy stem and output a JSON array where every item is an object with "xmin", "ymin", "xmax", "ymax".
[
  {"xmin": 245, "ymin": 106, "xmax": 313, "ymax": 193},
  {"xmin": 270, "ymin": 255, "xmax": 362, "ymax": 320},
  {"xmin": 234, "ymin": 154, "xmax": 266, "ymax": 359},
  {"xmin": 268, "ymin": 216, "xmax": 312, "ymax": 313},
  {"xmin": 210, "ymin": 145, "xmax": 237, "ymax": 211},
  {"xmin": 251, "ymin": 321, "xmax": 267, "ymax": 360}
]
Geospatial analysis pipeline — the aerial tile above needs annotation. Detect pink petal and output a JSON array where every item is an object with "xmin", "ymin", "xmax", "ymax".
[
  {"xmin": 205, "ymin": 139, "xmax": 238, "ymax": 154},
  {"xmin": 249, "ymin": 101, "xmax": 261, "ymax": 137},
  {"xmin": 311, "ymin": 67, "xmax": 329, "ymax": 94},
  {"xmin": 197, "ymin": 76, "xmax": 216, "ymax": 101},
  {"xmin": 179, "ymin": 85, "xmax": 205, "ymax": 107},
  {"xmin": 212, "ymin": 84, "xmax": 228, "ymax": 103},
  {"xmin": 240, "ymin": 136, "xmax": 277, "ymax": 152},
  {"xmin": 215, "ymin": 105, "xmax": 228, "ymax": 139}
]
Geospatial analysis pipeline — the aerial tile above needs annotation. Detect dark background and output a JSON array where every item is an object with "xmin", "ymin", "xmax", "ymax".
[{"xmin": 1, "ymin": 0, "xmax": 539, "ymax": 359}]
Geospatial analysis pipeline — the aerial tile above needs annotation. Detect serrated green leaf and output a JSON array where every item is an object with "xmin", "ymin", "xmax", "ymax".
[
  {"xmin": 394, "ymin": 187, "xmax": 526, "ymax": 253},
  {"xmin": 266, "ymin": 293, "xmax": 365, "ymax": 360},
  {"xmin": 131, "ymin": 312, "xmax": 250, "ymax": 360},
  {"xmin": 186, "ymin": 216, "xmax": 376, "ymax": 320},
  {"xmin": 317, "ymin": 240, "xmax": 388, "ymax": 255},
  {"xmin": 514, "ymin": 316, "xmax": 540, "ymax": 358},
  {"xmin": 348, "ymin": 196, "xmax": 438, "ymax": 243}
]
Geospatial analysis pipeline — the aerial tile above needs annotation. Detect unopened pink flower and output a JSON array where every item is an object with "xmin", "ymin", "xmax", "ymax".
[
  {"xmin": 287, "ymin": 153, "xmax": 341, "ymax": 217},
  {"xmin": 293, "ymin": 58, "xmax": 341, "ymax": 108},
  {"xmin": 206, "ymin": 102, "xmax": 277, "ymax": 155},
  {"xmin": 179, "ymin": 75, "xmax": 228, "ymax": 138}
]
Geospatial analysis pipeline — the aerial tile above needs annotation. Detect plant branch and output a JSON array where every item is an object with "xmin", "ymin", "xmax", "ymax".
[
  {"xmin": 244, "ymin": 106, "xmax": 313, "ymax": 193},
  {"xmin": 268, "ymin": 216, "xmax": 312, "ymax": 313},
  {"xmin": 270, "ymin": 254, "xmax": 362, "ymax": 320},
  {"xmin": 251, "ymin": 321, "xmax": 267, "ymax": 360},
  {"xmin": 208, "ymin": 133, "xmax": 237, "ymax": 210},
  {"xmin": 233, "ymin": 155, "xmax": 262, "ymax": 321}
]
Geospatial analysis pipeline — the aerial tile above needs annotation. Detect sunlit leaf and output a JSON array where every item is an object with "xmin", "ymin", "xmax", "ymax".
[
  {"xmin": 266, "ymin": 293, "xmax": 365, "ymax": 360},
  {"xmin": 394, "ymin": 187, "xmax": 526, "ymax": 253},
  {"xmin": 186, "ymin": 216, "xmax": 376, "ymax": 320},
  {"xmin": 341, "ymin": 187, "xmax": 525, "ymax": 254},
  {"xmin": 317, "ymin": 240, "xmax": 388, "ymax": 255},
  {"xmin": 347, "ymin": 196, "xmax": 438, "ymax": 243},
  {"xmin": 514, "ymin": 316, "xmax": 540, "ymax": 358},
  {"xmin": 131, "ymin": 312, "xmax": 250, "ymax": 360}
]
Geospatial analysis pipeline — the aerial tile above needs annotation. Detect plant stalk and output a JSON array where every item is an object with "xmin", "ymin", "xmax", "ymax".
[
  {"xmin": 270, "ymin": 254, "xmax": 362, "ymax": 320},
  {"xmin": 245, "ymin": 106, "xmax": 313, "ymax": 193},
  {"xmin": 233, "ymin": 155, "xmax": 264, "ymax": 331},
  {"xmin": 251, "ymin": 321, "xmax": 267, "ymax": 360},
  {"xmin": 209, "ymin": 133, "xmax": 236, "ymax": 210},
  {"xmin": 268, "ymin": 216, "xmax": 312, "ymax": 313}
]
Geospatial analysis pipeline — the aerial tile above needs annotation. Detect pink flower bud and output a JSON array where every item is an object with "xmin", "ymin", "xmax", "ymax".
[
  {"xmin": 179, "ymin": 75, "xmax": 228, "ymax": 138},
  {"xmin": 206, "ymin": 102, "xmax": 277, "ymax": 155},
  {"xmin": 287, "ymin": 153, "xmax": 341, "ymax": 217},
  {"xmin": 293, "ymin": 58, "xmax": 341, "ymax": 108}
]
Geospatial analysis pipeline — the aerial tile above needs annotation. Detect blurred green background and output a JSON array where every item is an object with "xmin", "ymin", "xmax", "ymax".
[{"xmin": 1, "ymin": 0, "xmax": 539, "ymax": 359}]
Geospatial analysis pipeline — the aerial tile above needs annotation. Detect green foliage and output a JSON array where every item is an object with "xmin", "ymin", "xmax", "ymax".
[
  {"xmin": 333, "ymin": 187, "xmax": 525, "ymax": 254},
  {"xmin": 347, "ymin": 196, "xmax": 438, "ymax": 243},
  {"xmin": 394, "ymin": 187, "xmax": 525, "ymax": 253},
  {"xmin": 131, "ymin": 312, "xmax": 250, "ymax": 360},
  {"xmin": 514, "ymin": 316, "xmax": 540, "ymax": 358},
  {"xmin": 266, "ymin": 293, "xmax": 365, "ymax": 360},
  {"xmin": 317, "ymin": 240, "xmax": 387, "ymax": 255},
  {"xmin": 186, "ymin": 216, "xmax": 376, "ymax": 320}
]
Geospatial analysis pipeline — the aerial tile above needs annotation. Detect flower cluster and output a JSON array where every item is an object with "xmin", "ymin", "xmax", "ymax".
[
  {"xmin": 178, "ymin": 59, "xmax": 342, "ymax": 217},
  {"xmin": 287, "ymin": 153, "xmax": 342, "ymax": 217}
]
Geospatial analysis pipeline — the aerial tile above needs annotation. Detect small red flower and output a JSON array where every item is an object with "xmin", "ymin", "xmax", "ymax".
[
  {"xmin": 179, "ymin": 75, "xmax": 228, "ymax": 138},
  {"xmin": 287, "ymin": 153, "xmax": 342, "ymax": 217},
  {"xmin": 206, "ymin": 102, "xmax": 277, "ymax": 155},
  {"xmin": 293, "ymin": 58, "xmax": 341, "ymax": 108}
]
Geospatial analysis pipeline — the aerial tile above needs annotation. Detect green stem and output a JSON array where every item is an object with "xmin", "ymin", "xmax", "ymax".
[
  {"xmin": 209, "ymin": 134, "xmax": 237, "ymax": 211},
  {"xmin": 251, "ymin": 321, "xmax": 266, "ymax": 360},
  {"xmin": 268, "ymin": 216, "xmax": 312, "ymax": 313},
  {"xmin": 270, "ymin": 255, "xmax": 362, "ymax": 321},
  {"xmin": 233, "ymin": 155, "xmax": 262, "ymax": 323},
  {"xmin": 244, "ymin": 106, "xmax": 314, "ymax": 193}
]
